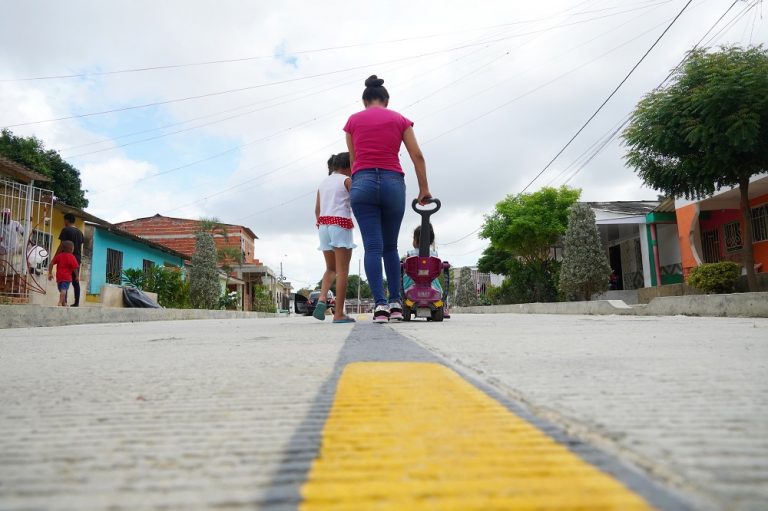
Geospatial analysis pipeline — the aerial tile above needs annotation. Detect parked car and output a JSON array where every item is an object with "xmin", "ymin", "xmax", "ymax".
[{"xmin": 306, "ymin": 290, "xmax": 335, "ymax": 317}]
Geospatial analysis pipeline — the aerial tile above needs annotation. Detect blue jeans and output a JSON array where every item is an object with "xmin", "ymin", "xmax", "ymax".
[{"xmin": 350, "ymin": 169, "xmax": 405, "ymax": 306}]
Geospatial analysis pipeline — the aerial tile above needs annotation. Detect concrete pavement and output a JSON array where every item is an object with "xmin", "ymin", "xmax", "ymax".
[{"xmin": 1, "ymin": 314, "xmax": 766, "ymax": 510}]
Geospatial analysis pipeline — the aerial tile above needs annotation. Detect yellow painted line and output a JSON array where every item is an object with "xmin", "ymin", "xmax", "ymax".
[{"xmin": 300, "ymin": 362, "xmax": 655, "ymax": 511}]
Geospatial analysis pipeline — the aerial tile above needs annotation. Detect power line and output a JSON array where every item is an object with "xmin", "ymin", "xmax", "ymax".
[
  {"xmin": 516, "ymin": 0, "xmax": 695, "ymax": 196},
  {"xmin": 145, "ymin": 0, "xmax": 681, "ymax": 240},
  {"xmin": 557, "ymin": 0, "xmax": 744, "ymax": 188},
  {"xmin": 2, "ymin": 2, "xmax": 679, "ymax": 129},
  {"xmin": 0, "ymin": 1, "xmax": 655, "ymax": 82}
]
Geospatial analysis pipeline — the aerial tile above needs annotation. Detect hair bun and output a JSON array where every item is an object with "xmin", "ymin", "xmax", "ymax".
[{"xmin": 365, "ymin": 75, "xmax": 384, "ymax": 87}]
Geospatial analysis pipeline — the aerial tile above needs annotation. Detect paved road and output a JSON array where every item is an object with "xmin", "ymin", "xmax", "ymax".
[{"xmin": 0, "ymin": 313, "xmax": 766, "ymax": 510}]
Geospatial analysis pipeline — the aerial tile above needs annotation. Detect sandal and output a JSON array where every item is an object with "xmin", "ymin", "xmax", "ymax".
[
  {"xmin": 332, "ymin": 316, "xmax": 356, "ymax": 324},
  {"xmin": 312, "ymin": 301, "xmax": 327, "ymax": 320}
]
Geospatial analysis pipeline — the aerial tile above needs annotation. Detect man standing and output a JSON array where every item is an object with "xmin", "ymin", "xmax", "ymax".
[{"xmin": 57, "ymin": 213, "xmax": 84, "ymax": 306}]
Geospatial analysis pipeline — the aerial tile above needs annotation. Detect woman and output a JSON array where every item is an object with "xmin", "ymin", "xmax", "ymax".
[{"xmin": 344, "ymin": 75, "xmax": 431, "ymax": 323}]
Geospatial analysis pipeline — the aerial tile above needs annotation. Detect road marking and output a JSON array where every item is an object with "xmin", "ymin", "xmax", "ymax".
[{"xmin": 300, "ymin": 362, "xmax": 655, "ymax": 510}]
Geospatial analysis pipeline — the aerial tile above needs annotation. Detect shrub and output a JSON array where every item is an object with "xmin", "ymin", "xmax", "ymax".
[
  {"xmin": 687, "ymin": 262, "xmax": 741, "ymax": 294},
  {"xmin": 252, "ymin": 284, "xmax": 276, "ymax": 313},
  {"xmin": 123, "ymin": 266, "xmax": 190, "ymax": 309}
]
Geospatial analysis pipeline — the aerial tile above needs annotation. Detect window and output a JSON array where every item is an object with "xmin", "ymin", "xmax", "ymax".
[
  {"xmin": 723, "ymin": 221, "xmax": 743, "ymax": 252},
  {"xmin": 106, "ymin": 248, "xmax": 123, "ymax": 284},
  {"xmin": 701, "ymin": 229, "xmax": 721, "ymax": 263},
  {"xmin": 143, "ymin": 259, "xmax": 155, "ymax": 274},
  {"xmin": 752, "ymin": 203, "xmax": 768, "ymax": 243}
]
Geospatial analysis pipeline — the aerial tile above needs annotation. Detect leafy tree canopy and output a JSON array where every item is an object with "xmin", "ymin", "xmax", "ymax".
[
  {"xmin": 479, "ymin": 186, "xmax": 581, "ymax": 264},
  {"xmin": 0, "ymin": 129, "xmax": 88, "ymax": 208},
  {"xmin": 623, "ymin": 45, "xmax": 768, "ymax": 199}
]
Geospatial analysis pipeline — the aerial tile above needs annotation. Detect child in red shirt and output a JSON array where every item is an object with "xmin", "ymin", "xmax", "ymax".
[{"xmin": 48, "ymin": 240, "xmax": 79, "ymax": 307}]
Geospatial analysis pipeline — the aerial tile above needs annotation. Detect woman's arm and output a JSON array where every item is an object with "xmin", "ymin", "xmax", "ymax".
[
  {"xmin": 402, "ymin": 127, "xmax": 431, "ymax": 204},
  {"xmin": 315, "ymin": 191, "xmax": 321, "ymax": 222},
  {"xmin": 345, "ymin": 133, "xmax": 355, "ymax": 165}
]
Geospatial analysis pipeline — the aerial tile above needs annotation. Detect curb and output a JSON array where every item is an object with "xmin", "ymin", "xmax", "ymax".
[
  {"xmin": 453, "ymin": 292, "xmax": 768, "ymax": 318},
  {"xmin": 0, "ymin": 305, "xmax": 279, "ymax": 329}
]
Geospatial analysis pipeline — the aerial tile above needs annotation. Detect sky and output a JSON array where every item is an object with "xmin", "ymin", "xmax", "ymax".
[{"xmin": 1, "ymin": 0, "xmax": 765, "ymax": 290}]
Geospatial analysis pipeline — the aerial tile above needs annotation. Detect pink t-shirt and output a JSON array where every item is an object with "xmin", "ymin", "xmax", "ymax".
[{"xmin": 343, "ymin": 106, "xmax": 413, "ymax": 174}]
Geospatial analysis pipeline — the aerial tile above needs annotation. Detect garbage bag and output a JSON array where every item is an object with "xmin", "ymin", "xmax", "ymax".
[{"xmin": 122, "ymin": 286, "xmax": 161, "ymax": 308}]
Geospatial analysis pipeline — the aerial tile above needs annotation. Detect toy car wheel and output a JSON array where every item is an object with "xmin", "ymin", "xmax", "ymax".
[
  {"xmin": 431, "ymin": 308, "xmax": 444, "ymax": 322},
  {"xmin": 402, "ymin": 304, "xmax": 412, "ymax": 321}
]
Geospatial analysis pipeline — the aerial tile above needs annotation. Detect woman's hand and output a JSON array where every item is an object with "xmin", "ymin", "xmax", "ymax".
[{"xmin": 417, "ymin": 189, "xmax": 432, "ymax": 205}]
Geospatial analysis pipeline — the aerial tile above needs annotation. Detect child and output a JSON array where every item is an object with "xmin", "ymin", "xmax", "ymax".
[
  {"xmin": 48, "ymin": 240, "xmax": 79, "ymax": 307},
  {"xmin": 402, "ymin": 223, "xmax": 443, "ymax": 296},
  {"xmin": 314, "ymin": 152, "xmax": 356, "ymax": 323}
]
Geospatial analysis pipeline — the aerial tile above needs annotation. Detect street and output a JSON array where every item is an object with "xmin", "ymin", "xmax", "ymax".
[{"xmin": 1, "ymin": 313, "xmax": 766, "ymax": 510}]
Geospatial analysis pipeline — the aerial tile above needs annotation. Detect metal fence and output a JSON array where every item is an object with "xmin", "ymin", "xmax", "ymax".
[{"xmin": 0, "ymin": 178, "xmax": 54, "ymax": 298}]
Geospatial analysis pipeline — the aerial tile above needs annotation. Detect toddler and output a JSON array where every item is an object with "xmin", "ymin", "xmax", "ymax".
[{"xmin": 48, "ymin": 240, "xmax": 79, "ymax": 307}]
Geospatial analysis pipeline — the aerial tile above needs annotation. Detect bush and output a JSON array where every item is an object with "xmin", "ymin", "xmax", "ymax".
[
  {"xmin": 218, "ymin": 290, "xmax": 240, "ymax": 310},
  {"xmin": 559, "ymin": 203, "xmax": 611, "ymax": 301},
  {"xmin": 252, "ymin": 284, "xmax": 276, "ymax": 313},
  {"xmin": 687, "ymin": 262, "xmax": 741, "ymax": 294},
  {"xmin": 123, "ymin": 266, "xmax": 190, "ymax": 309},
  {"xmin": 190, "ymin": 230, "xmax": 220, "ymax": 309}
]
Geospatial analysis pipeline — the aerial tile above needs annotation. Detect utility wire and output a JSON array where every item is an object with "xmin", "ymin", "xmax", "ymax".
[
  {"xmin": 516, "ymin": 0, "xmax": 695, "ymax": 196},
  {"xmin": 557, "ymin": 0, "xmax": 743, "ymax": 188},
  {"xmin": 0, "ymin": 1, "xmax": 659, "ymax": 82},
  {"xmin": 2, "ymin": 1, "xmax": 679, "ymax": 129}
]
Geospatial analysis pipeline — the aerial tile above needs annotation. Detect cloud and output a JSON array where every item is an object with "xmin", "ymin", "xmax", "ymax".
[{"xmin": 1, "ymin": 0, "xmax": 763, "ymax": 286}]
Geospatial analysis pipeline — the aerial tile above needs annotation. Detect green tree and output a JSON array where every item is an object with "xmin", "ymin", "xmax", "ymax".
[
  {"xmin": 478, "ymin": 186, "xmax": 580, "ymax": 303},
  {"xmin": 453, "ymin": 267, "xmax": 478, "ymax": 307},
  {"xmin": 189, "ymin": 218, "xmax": 220, "ymax": 309},
  {"xmin": 123, "ymin": 266, "xmax": 190, "ymax": 309},
  {"xmin": 0, "ymin": 129, "xmax": 88, "ymax": 207},
  {"xmin": 623, "ymin": 45, "xmax": 768, "ymax": 291},
  {"xmin": 480, "ymin": 186, "xmax": 580, "ymax": 263},
  {"xmin": 559, "ymin": 203, "xmax": 611, "ymax": 301},
  {"xmin": 316, "ymin": 274, "xmax": 373, "ymax": 299}
]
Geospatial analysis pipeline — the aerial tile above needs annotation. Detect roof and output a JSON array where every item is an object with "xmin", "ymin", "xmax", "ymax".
[
  {"xmin": 122, "ymin": 214, "xmax": 258, "ymax": 240},
  {"xmin": 56, "ymin": 202, "xmax": 193, "ymax": 261},
  {"xmin": 586, "ymin": 201, "xmax": 660, "ymax": 216},
  {"xmin": 0, "ymin": 155, "xmax": 51, "ymax": 184}
]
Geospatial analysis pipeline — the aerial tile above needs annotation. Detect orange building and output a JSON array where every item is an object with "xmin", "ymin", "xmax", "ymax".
[{"xmin": 675, "ymin": 175, "xmax": 768, "ymax": 278}]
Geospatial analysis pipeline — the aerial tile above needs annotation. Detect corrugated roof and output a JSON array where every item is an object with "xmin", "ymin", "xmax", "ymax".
[
  {"xmin": 586, "ymin": 201, "xmax": 660, "ymax": 216},
  {"xmin": 0, "ymin": 155, "xmax": 51, "ymax": 184}
]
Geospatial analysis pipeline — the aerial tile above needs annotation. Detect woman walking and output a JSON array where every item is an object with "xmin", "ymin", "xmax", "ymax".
[{"xmin": 344, "ymin": 75, "xmax": 431, "ymax": 323}]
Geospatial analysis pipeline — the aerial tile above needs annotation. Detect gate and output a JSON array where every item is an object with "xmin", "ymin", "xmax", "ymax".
[{"xmin": 0, "ymin": 178, "xmax": 54, "ymax": 299}]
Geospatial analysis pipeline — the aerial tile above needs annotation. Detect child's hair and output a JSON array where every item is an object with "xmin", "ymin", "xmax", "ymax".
[
  {"xmin": 60, "ymin": 240, "xmax": 75, "ymax": 253},
  {"xmin": 362, "ymin": 75, "xmax": 389, "ymax": 106},
  {"xmin": 413, "ymin": 223, "xmax": 435, "ymax": 246},
  {"xmin": 64, "ymin": 213, "xmax": 76, "ymax": 223},
  {"xmin": 333, "ymin": 152, "xmax": 350, "ymax": 170},
  {"xmin": 327, "ymin": 154, "xmax": 336, "ymax": 176}
]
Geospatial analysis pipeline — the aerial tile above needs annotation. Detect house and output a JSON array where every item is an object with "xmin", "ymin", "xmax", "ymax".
[
  {"xmin": 590, "ymin": 201, "xmax": 682, "ymax": 291},
  {"xmin": 674, "ymin": 174, "xmax": 768, "ymax": 279},
  {"xmin": 115, "ymin": 214, "xmax": 288, "ymax": 311},
  {"xmin": 115, "ymin": 214, "xmax": 259, "ymax": 265}
]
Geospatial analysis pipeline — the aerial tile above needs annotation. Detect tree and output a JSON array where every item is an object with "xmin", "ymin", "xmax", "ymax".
[
  {"xmin": 623, "ymin": 46, "xmax": 768, "ymax": 291},
  {"xmin": 0, "ymin": 129, "xmax": 88, "ymax": 208},
  {"xmin": 316, "ymin": 274, "xmax": 373, "ymax": 299},
  {"xmin": 559, "ymin": 203, "xmax": 611, "ymax": 301},
  {"xmin": 453, "ymin": 267, "xmax": 478, "ymax": 307},
  {"xmin": 480, "ymin": 186, "xmax": 581, "ymax": 264},
  {"xmin": 189, "ymin": 218, "xmax": 221, "ymax": 309},
  {"xmin": 478, "ymin": 186, "xmax": 580, "ymax": 303}
]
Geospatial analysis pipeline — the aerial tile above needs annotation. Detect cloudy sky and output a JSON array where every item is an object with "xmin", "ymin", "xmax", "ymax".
[{"xmin": 1, "ymin": 0, "xmax": 765, "ymax": 289}]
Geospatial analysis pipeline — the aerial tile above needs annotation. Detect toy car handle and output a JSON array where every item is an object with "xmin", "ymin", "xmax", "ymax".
[{"xmin": 411, "ymin": 198, "xmax": 441, "ymax": 258}]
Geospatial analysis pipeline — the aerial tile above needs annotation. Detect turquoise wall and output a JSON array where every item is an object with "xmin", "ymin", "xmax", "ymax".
[{"xmin": 89, "ymin": 228, "xmax": 185, "ymax": 294}]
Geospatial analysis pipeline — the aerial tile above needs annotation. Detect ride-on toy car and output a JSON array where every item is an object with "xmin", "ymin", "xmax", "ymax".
[{"xmin": 401, "ymin": 198, "xmax": 451, "ymax": 322}]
